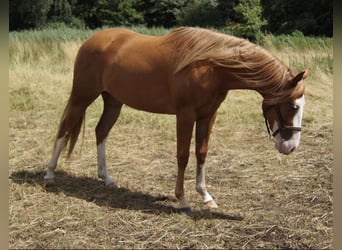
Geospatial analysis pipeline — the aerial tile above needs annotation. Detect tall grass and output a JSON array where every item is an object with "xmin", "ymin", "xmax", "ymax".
[
  {"xmin": 9, "ymin": 26, "xmax": 332, "ymax": 71},
  {"xmin": 262, "ymin": 32, "xmax": 333, "ymax": 75},
  {"xmin": 9, "ymin": 26, "xmax": 169, "ymax": 66}
]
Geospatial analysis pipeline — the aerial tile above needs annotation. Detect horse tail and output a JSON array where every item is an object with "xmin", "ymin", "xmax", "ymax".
[
  {"xmin": 53, "ymin": 95, "xmax": 87, "ymax": 158},
  {"xmin": 66, "ymin": 105, "xmax": 85, "ymax": 158}
]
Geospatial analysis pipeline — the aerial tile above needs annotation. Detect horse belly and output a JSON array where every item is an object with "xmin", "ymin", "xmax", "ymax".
[
  {"xmin": 118, "ymin": 86, "xmax": 175, "ymax": 114},
  {"xmin": 105, "ymin": 70, "xmax": 175, "ymax": 114}
]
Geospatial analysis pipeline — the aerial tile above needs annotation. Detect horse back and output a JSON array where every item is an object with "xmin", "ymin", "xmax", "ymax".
[{"xmin": 72, "ymin": 28, "xmax": 225, "ymax": 116}]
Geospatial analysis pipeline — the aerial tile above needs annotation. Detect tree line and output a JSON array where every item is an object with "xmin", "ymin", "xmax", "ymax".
[{"xmin": 9, "ymin": 0, "xmax": 332, "ymax": 40}]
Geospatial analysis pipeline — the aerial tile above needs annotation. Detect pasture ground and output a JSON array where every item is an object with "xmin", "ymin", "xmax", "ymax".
[{"xmin": 9, "ymin": 28, "xmax": 332, "ymax": 249}]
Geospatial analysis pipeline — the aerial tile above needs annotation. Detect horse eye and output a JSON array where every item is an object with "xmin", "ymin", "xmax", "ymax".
[{"xmin": 290, "ymin": 105, "xmax": 299, "ymax": 111}]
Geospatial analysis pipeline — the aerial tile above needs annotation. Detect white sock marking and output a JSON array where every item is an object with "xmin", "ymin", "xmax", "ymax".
[
  {"xmin": 97, "ymin": 137, "xmax": 114, "ymax": 186},
  {"xmin": 196, "ymin": 164, "xmax": 214, "ymax": 203},
  {"xmin": 44, "ymin": 136, "xmax": 66, "ymax": 180}
]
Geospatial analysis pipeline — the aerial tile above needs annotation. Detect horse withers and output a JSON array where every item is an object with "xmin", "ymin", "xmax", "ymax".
[{"xmin": 44, "ymin": 27, "xmax": 308, "ymax": 212}]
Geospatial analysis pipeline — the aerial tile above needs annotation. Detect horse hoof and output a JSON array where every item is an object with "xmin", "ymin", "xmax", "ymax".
[
  {"xmin": 205, "ymin": 200, "xmax": 218, "ymax": 209},
  {"xmin": 43, "ymin": 178, "xmax": 55, "ymax": 186},
  {"xmin": 106, "ymin": 181, "xmax": 117, "ymax": 188},
  {"xmin": 177, "ymin": 207, "xmax": 192, "ymax": 215}
]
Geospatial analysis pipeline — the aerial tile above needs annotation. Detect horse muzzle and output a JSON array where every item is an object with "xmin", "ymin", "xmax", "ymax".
[{"xmin": 274, "ymin": 132, "xmax": 301, "ymax": 155}]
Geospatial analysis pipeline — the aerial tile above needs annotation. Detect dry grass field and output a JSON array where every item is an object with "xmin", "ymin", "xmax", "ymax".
[{"xmin": 9, "ymin": 28, "xmax": 332, "ymax": 249}]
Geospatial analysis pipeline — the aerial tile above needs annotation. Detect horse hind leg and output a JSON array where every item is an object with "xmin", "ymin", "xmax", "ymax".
[
  {"xmin": 44, "ymin": 133, "xmax": 67, "ymax": 181},
  {"xmin": 44, "ymin": 92, "xmax": 99, "ymax": 182},
  {"xmin": 95, "ymin": 92, "xmax": 123, "ymax": 186}
]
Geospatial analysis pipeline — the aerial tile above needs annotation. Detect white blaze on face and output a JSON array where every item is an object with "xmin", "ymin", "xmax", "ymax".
[{"xmin": 273, "ymin": 95, "xmax": 305, "ymax": 155}]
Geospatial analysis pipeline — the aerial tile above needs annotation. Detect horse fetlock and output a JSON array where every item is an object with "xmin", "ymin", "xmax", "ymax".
[
  {"xmin": 196, "ymin": 183, "xmax": 206, "ymax": 194},
  {"xmin": 177, "ymin": 196, "xmax": 191, "ymax": 210}
]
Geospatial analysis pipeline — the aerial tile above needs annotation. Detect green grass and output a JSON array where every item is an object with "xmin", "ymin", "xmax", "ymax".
[
  {"xmin": 9, "ymin": 26, "xmax": 332, "ymax": 75},
  {"xmin": 9, "ymin": 27, "xmax": 333, "ymax": 249},
  {"xmin": 262, "ymin": 33, "xmax": 333, "ymax": 77}
]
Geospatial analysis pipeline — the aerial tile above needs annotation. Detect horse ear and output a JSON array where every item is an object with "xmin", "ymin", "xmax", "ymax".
[{"xmin": 292, "ymin": 69, "xmax": 309, "ymax": 86}]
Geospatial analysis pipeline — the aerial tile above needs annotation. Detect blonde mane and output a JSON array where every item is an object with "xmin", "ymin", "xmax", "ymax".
[{"xmin": 165, "ymin": 27, "xmax": 304, "ymax": 104}]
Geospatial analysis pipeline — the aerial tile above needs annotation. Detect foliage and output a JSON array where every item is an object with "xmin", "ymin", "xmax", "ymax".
[
  {"xmin": 139, "ymin": 0, "xmax": 185, "ymax": 28},
  {"xmin": 9, "ymin": 0, "xmax": 53, "ymax": 30},
  {"xmin": 261, "ymin": 0, "xmax": 333, "ymax": 36},
  {"xmin": 176, "ymin": 0, "xmax": 223, "ymax": 27},
  {"xmin": 96, "ymin": 0, "xmax": 144, "ymax": 27},
  {"xmin": 47, "ymin": 0, "xmax": 73, "ymax": 25},
  {"xmin": 9, "ymin": 0, "xmax": 332, "ymax": 37},
  {"xmin": 228, "ymin": 0, "xmax": 268, "ymax": 42}
]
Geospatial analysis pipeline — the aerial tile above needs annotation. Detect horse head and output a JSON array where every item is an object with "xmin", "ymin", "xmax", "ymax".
[{"xmin": 263, "ymin": 70, "xmax": 308, "ymax": 155}]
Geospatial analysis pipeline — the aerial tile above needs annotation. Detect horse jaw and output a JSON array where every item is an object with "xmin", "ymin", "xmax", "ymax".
[{"xmin": 273, "ymin": 95, "xmax": 305, "ymax": 155}]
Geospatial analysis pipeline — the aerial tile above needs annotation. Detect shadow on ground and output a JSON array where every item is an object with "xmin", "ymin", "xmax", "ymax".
[{"xmin": 10, "ymin": 170, "xmax": 243, "ymax": 221}]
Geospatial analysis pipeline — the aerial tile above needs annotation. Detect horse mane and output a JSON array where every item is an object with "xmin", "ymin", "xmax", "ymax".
[{"xmin": 164, "ymin": 27, "xmax": 304, "ymax": 104}]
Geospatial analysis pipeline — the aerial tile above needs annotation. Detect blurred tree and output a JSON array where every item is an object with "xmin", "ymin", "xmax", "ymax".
[
  {"xmin": 9, "ymin": 0, "xmax": 53, "ymax": 30},
  {"xmin": 46, "ymin": 0, "xmax": 86, "ymax": 29},
  {"xmin": 216, "ymin": 0, "xmax": 239, "ymax": 25},
  {"xmin": 176, "ymin": 0, "xmax": 223, "ymax": 27},
  {"xmin": 228, "ymin": 0, "xmax": 267, "ymax": 41},
  {"xmin": 47, "ymin": 0, "xmax": 73, "ymax": 24},
  {"xmin": 96, "ymin": 0, "xmax": 144, "ymax": 27},
  {"xmin": 139, "ymin": 0, "xmax": 185, "ymax": 28},
  {"xmin": 8, "ymin": 0, "xmax": 333, "ymax": 37},
  {"xmin": 314, "ymin": 0, "xmax": 333, "ymax": 36},
  {"xmin": 71, "ymin": 0, "xmax": 101, "ymax": 29},
  {"xmin": 261, "ymin": 0, "xmax": 333, "ymax": 36}
]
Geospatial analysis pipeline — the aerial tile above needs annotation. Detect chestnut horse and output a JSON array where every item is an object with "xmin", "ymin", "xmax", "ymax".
[{"xmin": 44, "ymin": 27, "xmax": 308, "ymax": 212}]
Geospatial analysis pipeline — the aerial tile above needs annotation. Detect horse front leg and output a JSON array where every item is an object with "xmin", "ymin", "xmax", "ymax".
[
  {"xmin": 175, "ymin": 111, "xmax": 195, "ymax": 213},
  {"xmin": 195, "ymin": 112, "xmax": 218, "ymax": 209}
]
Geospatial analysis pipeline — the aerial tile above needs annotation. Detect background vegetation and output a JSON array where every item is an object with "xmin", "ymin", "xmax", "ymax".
[
  {"xmin": 10, "ymin": 0, "xmax": 333, "ymax": 41},
  {"xmin": 9, "ymin": 25, "xmax": 332, "ymax": 248}
]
